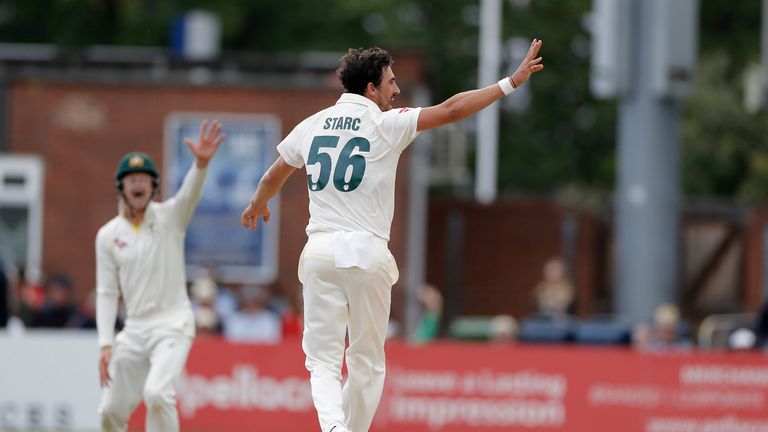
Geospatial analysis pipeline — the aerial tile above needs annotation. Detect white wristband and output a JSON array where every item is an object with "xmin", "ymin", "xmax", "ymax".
[{"xmin": 498, "ymin": 77, "xmax": 515, "ymax": 96}]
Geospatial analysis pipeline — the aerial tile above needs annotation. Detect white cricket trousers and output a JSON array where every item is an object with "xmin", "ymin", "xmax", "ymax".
[
  {"xmin": 99, "ymin": 324, "xmax": 193, "ymax": 432},
  {"xmin": 300, "ymin": 232, "xmax": 399, "ymax": 432}
]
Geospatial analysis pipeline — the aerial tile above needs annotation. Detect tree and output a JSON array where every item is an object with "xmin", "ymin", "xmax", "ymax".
[{"xmin": 682, "ymin": 52, "xmax": 768, "ymax": 202}]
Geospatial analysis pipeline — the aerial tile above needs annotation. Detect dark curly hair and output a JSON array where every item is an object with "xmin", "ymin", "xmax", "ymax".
[{"xmin": 336, "ymin": 47, "xmax": 393, "ymax": 95}]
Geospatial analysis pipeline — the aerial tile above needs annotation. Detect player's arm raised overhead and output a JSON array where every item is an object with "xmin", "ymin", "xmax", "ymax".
[
  {"xmin": 168, "ymin": 119, "xmax": 225, "ymax": 227},
  {"xmin": 417, "ymin": 38, "xmax": 543, "ymax": 132}
]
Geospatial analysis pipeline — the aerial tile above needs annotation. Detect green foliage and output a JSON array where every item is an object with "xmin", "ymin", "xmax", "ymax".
[
  {"xmin": 496, "ymin": 0, "xmax": 616, "ymax": 195},
  {"xmin": 682, "ymin": 52, "xmax": 768, "ymax": 202},
  {"xmin": 681, "ymin": 0, "xmax": 768, "ymax": 202},
  {"xmin": 0, "ymin": 0, "xmax": 120, "ymax": 46},
  {"xmin": 700, "ymin": 0, "xmax": 760, "ymax": 70}
]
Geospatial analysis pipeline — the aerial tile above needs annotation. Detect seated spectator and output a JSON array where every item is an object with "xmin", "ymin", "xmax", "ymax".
[
  {"xmin": 67, "ymin": 290, "xmax": 98, "ymax": 329},
  {"xmin": 411, "ymin": 284, "xmax": 443, "ymax": 343},
  {"xmin": 215, "ymin": 282, "xmax": 242, "ymax": 324},
  {"xmin": 223, "ymin": 285, "xmax": 281, "ymax": 343},
  {"xmin": 634, "ymin": 303, "xmax": 694, "ymax": 351},
  {"xmin": 15, "ymin": 267, "xmax": 45, "ymax": 326},
  {"xmin": 532, "ymin": 258, "xmax": 574, "ymax": 314},
  {"xmin": 279, "ymin": 286, "xmax": 304, "ymax": 340},
  {"xmin": 631, "ymin": 322, "xmax": 652, "ymax": 348},
  {"xmin": 190, "ymin": 272, "xmax": 222, "ymax": 334},
  {"xmin": 31, "ymin": 275, "xmax": 76, "ymax": 328},
  {"xmin": 489, "ymin": 314, "xmax": 518, "ymax": 344}
]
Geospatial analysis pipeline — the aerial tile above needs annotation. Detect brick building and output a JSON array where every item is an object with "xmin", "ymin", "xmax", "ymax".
[{"xmin": 0, "ymin": 47, "xmax": 426, "ymax": 324}]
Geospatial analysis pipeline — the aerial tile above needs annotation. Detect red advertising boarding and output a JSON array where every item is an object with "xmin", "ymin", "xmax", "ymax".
[{"xmin": 129, "ymin": 338, "xmax": 768, "ymax": 431}]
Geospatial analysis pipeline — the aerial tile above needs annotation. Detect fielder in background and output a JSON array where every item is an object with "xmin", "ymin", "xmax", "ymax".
[
  {"xmin": 241, "ymin": 40, "xmax": 543, "ymax": 432},
  {"xmin": 95, "ymin": 120, "xmax": 224, "ymax": 432}
]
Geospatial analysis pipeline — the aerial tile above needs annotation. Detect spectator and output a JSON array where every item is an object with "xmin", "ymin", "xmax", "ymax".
[
  {"xmin": 631, "ymin": 322, "xmax": 653, "ymax": 348},
  {"xmin": 190, "ymin": 272, "xmax": 222, "ymax": 335},
  {"xmin": 411, "ymin": 284, "xmax": 443, "ymax": 343},
  {"xmin": 15, "ymin": 267, "xmax": 45, "ymax": 326},
  {"xmin": 223, "ymin": 285, "xmax": 281, "ymax": 343},
  {"xmin": 31, "ymin": 275, "xmax": 76, "ymax": 328},
  {"xmin": 279, "ymin": 286, "xmax": 304, "ymax": 340},
  {"xmin": 214, "ymin": 281, "xmax": 241, "ymax": 324},
  {"xmin": 635, "ymin": 303, "xmax": 693, "ymax": 351},
  {"xmin": 532, "ymin": 258, "xmax": 574, "ymax": 315},
  {"xmin": 489, "ymin": 314, "xmax": 518, "ymax": 344},
  {"xmin": 67, "ymin": 290, "xmax": 98, "ymax": 329}
]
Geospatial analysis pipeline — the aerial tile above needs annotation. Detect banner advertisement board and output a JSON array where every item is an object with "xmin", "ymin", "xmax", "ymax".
[
  {"xmin": 142, "ymin": 339, "xmax": 768, "ymax": 432},
  {"xmin": 3, "ymin": 332, "xmax": 767, "ymax": 431}
]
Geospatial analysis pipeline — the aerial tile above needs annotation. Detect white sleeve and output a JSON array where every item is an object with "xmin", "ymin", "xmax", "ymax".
[
  {"xmin": 95, "ymin": 229, "xmax": 120, "ymax": 347},
  {"xmin": 164, "ymin": 163, "xmax": 208, "ymax": 229},
  {"xmin": 276, "ymin": 123, "xmax": 307, "ymax": 169},
  {"xmin": 380, "ymin": 107, "xmax": 422, "ymax": 152}
]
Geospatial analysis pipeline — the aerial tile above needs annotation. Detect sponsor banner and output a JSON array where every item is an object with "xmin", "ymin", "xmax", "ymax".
[
  {"xmin": 377, "ymin": 344, "xmax": 768, "ymax": 432},
  {"xmin": 0, "ymin": 331, "xmax": 101, "ymax": 431},
  {"xmin": 174, "ymin": 338, "xmax": 317, "ymax": 431},
  {"xmin": 2, "ymin": 332, "xmax": 766, "ymax": 431},
  {"xmin": 127, "ymin": 339, "xmax": 768, "ymax": 432}
]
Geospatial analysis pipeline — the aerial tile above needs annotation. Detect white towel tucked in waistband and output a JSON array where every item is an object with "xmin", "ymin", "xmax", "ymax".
[{"xmin": 333, "ymin": 231, "xmax": 374, "ymax": 270}]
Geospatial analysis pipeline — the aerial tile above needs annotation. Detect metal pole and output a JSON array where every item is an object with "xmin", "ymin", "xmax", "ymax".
[
  {"xmin": 475, "ymin": 0, "xmax": 501, "ymax": 204},
  {"xmin": 615, "ymin": 0, "xmax": 684, "ymax": 322},
  {"xmin": 404, "ymin": 86, "xmax": 432, "ymax": 338}
]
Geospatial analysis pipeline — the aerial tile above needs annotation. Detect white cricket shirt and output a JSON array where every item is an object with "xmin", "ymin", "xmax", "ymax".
[
  {"xmin": 278, "ymin": 93, "xmax": 421, "ymax": 241},
  {"xmin": 95, "ymin": 164, "xmax": 207, "ymax": 347}
]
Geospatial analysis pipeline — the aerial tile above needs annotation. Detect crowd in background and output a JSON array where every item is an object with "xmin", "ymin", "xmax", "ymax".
[
  {"xmin": 187, "ymin": 270, "xmax": 302, "ymax": 343},
  {"xmin": 0, "ymin": 265, "xmax": 101, "ymax": 332},
  {"xmin": 0, "ymin": 260, "xmax": 301, "ymax": 344},
  {"xmin": 1, "ymin": 257, "xmax": 766, "ymax": 352},
  {"xmin": 409, "ymin": 256, "xmax": 768, "ymax": 352}
]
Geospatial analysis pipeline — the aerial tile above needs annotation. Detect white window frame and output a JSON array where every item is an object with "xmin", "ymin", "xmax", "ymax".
[{"xmin": 0, "ymin": 155, "xmax": 44, "ymax": 283}]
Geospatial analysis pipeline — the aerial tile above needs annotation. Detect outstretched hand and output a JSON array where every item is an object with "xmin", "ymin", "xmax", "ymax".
[
  {"xmin": 185, "ymin": 119, "xmax": 225, "ymax": 168},
  {"xmin": 241, "ymin": 200, "xmax": 271, "ymax": 231},
  {"xmin": 510, "ymin": 39, "xmax": 544, "ymax": 88}
]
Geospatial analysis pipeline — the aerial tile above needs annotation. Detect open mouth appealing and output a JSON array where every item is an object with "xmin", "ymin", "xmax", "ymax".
[{"xmin": 131, "ymin": 190, "xmax": 145, "ymax": 199}]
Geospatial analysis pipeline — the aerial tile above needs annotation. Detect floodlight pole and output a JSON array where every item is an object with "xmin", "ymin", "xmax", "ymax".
[
  {"xmin": 614, "ymin": 0, "xmax": 698, "ymax": 323},
  {"xmin": 475, "ymin": 0, "xmax": 502, "ymax": 205}
]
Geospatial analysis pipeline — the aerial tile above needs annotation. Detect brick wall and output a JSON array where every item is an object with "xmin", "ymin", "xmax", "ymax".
[
  {"xmin": 7, "ymin": 81, "xmax": 416, "ymax": 319},
  {"xmin": 426, "ymin": 199, "xmax": 602, "ymax": 322}
]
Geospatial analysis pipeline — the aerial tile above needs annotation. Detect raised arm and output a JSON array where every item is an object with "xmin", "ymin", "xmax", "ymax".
[
  {"xmin": 417, "ymin": 38, "xmax": 543, "ymax": 132},
  {"xmin": 187, "ymin": 119, "xmax": 226, "ymax": 169},
  {"xmin": 168, "ymin": 119, "xmax": 226, "ymax": 227},
  {"xmin": 241, "ymin": 156, "xmax": 297, "ymax": 230}
]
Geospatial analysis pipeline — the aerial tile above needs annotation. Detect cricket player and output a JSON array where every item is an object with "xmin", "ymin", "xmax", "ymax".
[
  {"xmin": 241, "ymin": 40, "xmax": 543, "ymax": 432},
  {"xmin": 96, "ymin": 119, "xmax": 224, "ymax": 432}
]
